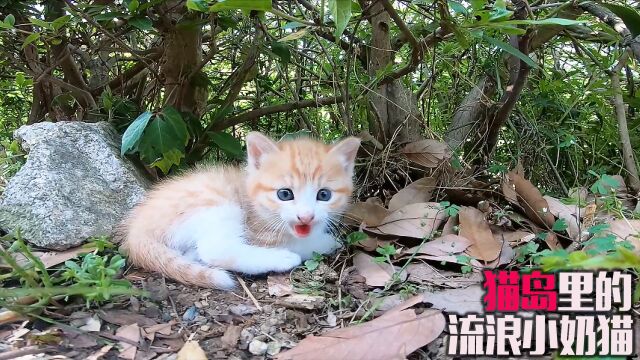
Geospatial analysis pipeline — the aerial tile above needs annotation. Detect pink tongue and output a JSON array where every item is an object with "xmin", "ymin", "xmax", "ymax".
[{"xmin": 294, "ymin": 224, "xmax": 311, "ymax": 236}]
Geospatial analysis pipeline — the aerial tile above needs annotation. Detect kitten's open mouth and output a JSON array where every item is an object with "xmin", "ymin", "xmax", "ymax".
[{"xmin": 293, "ymin": 224, "xmax": 311, "ymax": 237}]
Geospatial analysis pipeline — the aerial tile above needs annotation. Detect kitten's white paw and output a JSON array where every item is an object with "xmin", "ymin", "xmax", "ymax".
[
  {"xmin": 208, "ymin": 268, "xmax": 236, "ymax": 290},
  {"xmin": 271, "ymin": 249, "xmax": 302, "ymax": 272}
]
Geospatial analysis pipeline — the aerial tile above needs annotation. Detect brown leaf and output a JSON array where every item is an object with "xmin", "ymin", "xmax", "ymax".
[
  {"xmin": 404, "ymin": 234, "xmax": 471, "ymax": 257},
  {"xmin": 441, "ymin": 215, "xmax": 458, "ymax": 236},
  {"xmin": 221, "ymin": 325, "xmax": 243, "ymax": 349},
  {"xmin": 98, "ymin": 310, "xmax": 157, "ymax": 327},
  {"xmin": 401, "ymin": 139, "xmax": 451, "ymax": 168},
  {"xmin": 275, "ymin": 294, "xmax": 325, "ymax": 310},
  {"xmin": 344, "ymin": 202, "xmax": 390, "ymax": 227},
  {"xmin": 366, "ymin": 202, "xmax": 447, "ymax": 238},
  {"xmin": 388, "ymin": 177, "xmax": 437, "ymax": 211},
  {"xmin": 87, "ymin": 344, "xmax": 113, "ymax": 360},
  {"xmin": 406, "ymin": 263, "xmax": 482, "ymax": 288},
  {"xmin": 606, "ymin": 220, "xmax": 640, "ymax": 250},
  {"xmin": 352, "ymin": 251, "xmax": 406, "ymax": 287},
  {"xmin": 9, "ymin": 245, "xmax": 96, "ymax": 269},
  {"xmin": 276, "ymin": 298, "xmax": 445, "ymax": 360},
  {"xmin": 491, "ymin": 228, "xmax": 535, "ymax": 246},
  {"xmin": 422, "ymin": 285, "xmax": 484, "ymax": 314},
  {"xmin": 177, "ymin": 340, "xmax": 208, "ymax": 360},
  {"xmin": 267, "ymin": 274, "xmax": 293, "ymax": 297},
  {"xmin": 355, "ymin": 236, "xmax": 392, "ymax": 252},
  {"xmin": 459, "ymin": 207, "xmax": 501, "ymax": 262},
  {"xmin": 544, "ymin": 195, "xmax": 582, "ymax": 240},
  {"xmin": 78, "ymin": 315, "xmax": 101, "ymax": 332},
  {"xmin": 115, "ymin": 323, "xmax": 140, "ymax": 360},
  {"xmin": 505, "ymin": 171, "xmax": 555, "ymax": 228},
  {"xmin": 487, "ymin": 241, "xmax": 516, "ymax": 268}
]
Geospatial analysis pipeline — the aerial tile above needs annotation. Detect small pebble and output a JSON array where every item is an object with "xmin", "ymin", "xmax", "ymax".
[
  {"xmin": 182, "ymin": 306, "xmax": 199, "ymax": 322},
  {"xmin": 266, "ymin": 341, "xmax": 282, "ymax": 356},
  {"xmin": 248, "ymin": 339, "xmax": 268, "ymax": 355},
  {"xmin": 229, "ymin": 303, "xmax": 258, "ymax": 316},
  {"xmin": 200, "ymin": 324, "xmax": 211, "ymax": 332}
]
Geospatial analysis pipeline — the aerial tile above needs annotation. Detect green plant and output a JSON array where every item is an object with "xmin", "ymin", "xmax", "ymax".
[
  {"xmin": 0, "ymin": 233, "xmax": 141, "ymax": 315},
  {"xmin": 304, "ymin": 252, "xmax": 324, "ymax": 272},
  {"xmin": 345, "ymin": 231, "xmax": 367, "ymax": 246}
]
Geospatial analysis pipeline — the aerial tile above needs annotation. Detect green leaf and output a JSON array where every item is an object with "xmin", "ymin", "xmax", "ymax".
[
  {"xmin": 304, "ymin": 259, "xmax": 319, "ymax": 271},
  {"xmin": 29, "ymin": 17, "xmax": 51, "ymax": 29},
  {"xmin": 283, "ymin": 21, "xmax": 305, "ymax": 30},
  {"xmin": 602, "ymin": 3, "xmax": 640, "ymax": 37},
  {"xmin": 346, "ymin": 231, "xmax": 367, "ymax": 245},
  {"xmin": 4, "ymin": 14, "xmax": 15, "ymax": 27},
  {"xmin": 270, "ymin": 41, "xmax": 291, "ymax": 64},
  {"xmin": 448, "ymin": 1, "xmax": 467, "ymax": 15},
  {"xmin": 22, "ymin": 33, "xmax": 40, "ymax": 49},
  {"xmin": 121, "ymin": 111, "xmax": 153, "ymax": 156},
  {"xmin": 552, "ymin": 218, "xmax": 568, "ymax": 232},
  {"xmin": 210, "ymin": 0, "xmax": 272, "ymax": 12},
  {"xmin": 128, "ymin": 0, "xmax": 140, "ymax": 12},
  {"xmin": 129, "ymin": 16, "xmax": 153, "ymax": 30},
  {"xmin": 482, "ymin": 34, "xmax": 538, "ymax": 69},
  {"xmin": 138, "ymin": 108, "xmax": 189, "ymax": 162},
  {"xmin": 328, "ymin": 0, "xmax": 351, "ymax": 37},
  {"xmin": 52, "ymin": 15, "xmax": 71, "ymax": 31},
  {"xmin": 279, "ymin": 28, "xmax": 309, "ymax": 42},
  {"xmin": 211, "ymin": 132, "xmax": 243, "ymax": 157},
  {"xmin": 187, "ymin": 0, "xmax": 209, "ymax": 12},
  {"xmin": 151, "ymin": 149, "xmax": 184, "ymax": 174},
  {"xmin": 501, "ymin": 18, "xmax": 584, "ymax": 26}
]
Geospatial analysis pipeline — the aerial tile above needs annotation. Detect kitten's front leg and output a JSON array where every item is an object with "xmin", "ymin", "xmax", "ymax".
[
  {"xmin": 200, "ymin": 243, "xmax": 302, "ymax": 275},
  {"xmin": 286, "ymin": 232, "xmax": 342, "ymax": 260}
]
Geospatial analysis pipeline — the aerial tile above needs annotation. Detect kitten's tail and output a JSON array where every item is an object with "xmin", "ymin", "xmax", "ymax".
[{"xmin": 119, "ymin": 231, "xmax": 236, "ymax": 290}]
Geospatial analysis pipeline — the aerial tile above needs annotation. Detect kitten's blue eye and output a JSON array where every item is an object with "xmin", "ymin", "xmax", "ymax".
[
  {"xmin": 316, "ymin": 189, "xmax": 332, "ymax": 201},
  {"xmin": 277, "ymin": 188, "xmax": 294, "ymax": 201}
]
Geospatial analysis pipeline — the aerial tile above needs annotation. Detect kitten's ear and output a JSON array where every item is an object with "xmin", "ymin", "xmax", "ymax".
[
  {"xmin": 246, "ymin": 132, "xmax": 278, "ymax": 171},
  {"xmin": 329, "ymin": 137, "xmax": 361, "ymax": 174}
]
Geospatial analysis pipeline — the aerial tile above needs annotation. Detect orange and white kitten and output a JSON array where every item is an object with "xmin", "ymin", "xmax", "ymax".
[{"xmin": 120, "ymin": 132, "xmax": 360, "ymax": 290}]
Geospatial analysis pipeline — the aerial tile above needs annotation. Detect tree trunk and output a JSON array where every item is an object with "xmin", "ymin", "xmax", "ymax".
[
  {"xmin": 366, "ymin": 0, "xmax": 421, "ymax": 145},
  {"xmin": 161, "ymin": 13, "xmax": 206, "ymax": 116}
]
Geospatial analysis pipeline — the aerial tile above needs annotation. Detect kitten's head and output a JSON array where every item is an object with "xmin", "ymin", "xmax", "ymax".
[{"xmin": 245, "ymin": 132, "xmax": 360, "ymax": 239}]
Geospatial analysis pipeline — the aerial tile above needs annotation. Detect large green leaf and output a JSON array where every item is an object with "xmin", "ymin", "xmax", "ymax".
[
  {"xmin": 501, "ymin": 18, "xmax": 584, "ymax": 26},
  {"xmin": 210, "ymin": 0, "xmax": 272, "ymax": 12},
  {"xmin": 270, "ymin": 41, "xmax": 291, "ymax": 64},
  {"xmin": 482, "ymin": 34, "xmax": 538, "ymax": 69},
  {"xmin": 129, "ymin": 16, "xmax": 153, "ymax": 30},
  {"xmin": 186, "ymin": 0, "xmax": 209, "ymax": 12},
  {"xmin": 121, "ymin": 111, "xmax": 153, "ymax": 156},
  {"xmin": 211, "ymin": 132, "xmax": 243, "ymax": 157},
  {"xmin": 138, "ymin": 107, "xmax": 189, "ymax": 162},
  {"xmin": 602, "ymin": 3, "xmax": 640, "ymax": 38},
  {"xmin": 328, "ymin": 0, "xmax": 351, "ymax": 37}
]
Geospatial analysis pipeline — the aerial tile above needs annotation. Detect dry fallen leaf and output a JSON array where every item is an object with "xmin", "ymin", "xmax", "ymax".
[
  {"xmin": 353, "ymin": 251, "xmax": 406, "ymax": 287},
  {"xmin": 355, "ymin": 236, "xmax": 392, "ymax": 252},
  {"xmin": 177, "ymin": 340, "xmax": 208, "ymax": 360},
  {"xmin": 441, "ymin": 215, "xmax": 458, "ymax": 236},
  {"xmin": 344, "ymin": 202, "xmax": 390, "ymax": 227},
  {"xmin": 366, "ymin": 202, "xmax": 447, "ymax": 239},
  {"xmin": 459, "ymin": 207, "xmax": 501, "ymax": 262},
  {"xmin": 79, "ymin": 315, "xmax": 101, "ymax": 332},
  {"xmin": 221, "ymin": 325, "xmax": 243, "ymax": 349},
  {"xmin": 98, "ymin": 310, "xmax": 157, "ymax": 327},
  {"xmin": 404, "ymin": 234, "xmax": 471, "ymax": 257},
  {"xmin": 7, "ymin": 245, "xmax": 96, "ymax": 269},
  {"xmin": 491, "ymin": 228, "xmax": 534, "ymax": 247},
  {"xmin": 544, "ymin": 195, "xmax": 582, "ymax": 240},
  {"xmin": 143, "ymin": 321, "xmax": 174, "ymax": 342},
  {"xmin": 267, "ymin": 274, "xmax": 294, "ymax": 297},
  {"xmin": 401, "ymin": 139, "xmax": 451, "ymax": 168},
  {"xmin": 275, "ymin": 294, "xmax": 325, "ymax": 310},
  {"xmin": 505, "ymin": 171, "xmax": 555, "ymax": 229},
  {"xmin": 388, "ymin": 177, "xmax": 437, "ymax": 211},
  {"xmin": 276, "ymin": 296, "xmax": 445, "ymax": 360},
  {"xmin": 406, "ymin": 263, "xmax": 482, "ymax": 288},
  {"xmin": 422, "ymin": 285, "xmax": 484, "ymax": 314},
  {"xmin": 87, "ymin": 344, "xmax": 113, "ymax": 360},
  {"xmin": 606, "ymin": 220, "xmax": 640, "ymax": 250},
  {"xmin": 115, "ymin": 323, "xmax": 140, "ymax": 360}
]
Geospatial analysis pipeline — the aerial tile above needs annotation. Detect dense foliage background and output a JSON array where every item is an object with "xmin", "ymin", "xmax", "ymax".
[{"xmin": 0, "ymin": 0, "xmax": 638, "ymax": 197}]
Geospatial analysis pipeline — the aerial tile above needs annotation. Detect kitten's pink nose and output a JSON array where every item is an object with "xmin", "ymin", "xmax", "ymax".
[{"xmin": 296, "ymin": 213, "xmax": 315, "ymax": 224}]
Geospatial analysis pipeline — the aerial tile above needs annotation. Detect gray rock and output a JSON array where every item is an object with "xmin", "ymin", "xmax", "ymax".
[
  {"xmin": 0, "ymin": 121, "xmax": 149, "ymax": 250},
  {"xmin": 248, "ymin": 339, "xmax": 268, "ymax": 356}
]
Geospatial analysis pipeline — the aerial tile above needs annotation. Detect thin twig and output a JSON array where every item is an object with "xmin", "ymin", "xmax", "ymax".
[{"xmin": 236, "ymin": 276, "xmax": 263, "ymax": 312}]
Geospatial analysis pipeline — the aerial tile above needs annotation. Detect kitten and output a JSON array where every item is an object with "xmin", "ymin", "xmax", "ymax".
[{"xmin": 119, "ymin": 132, "xmax": 360, "ymax": 290}]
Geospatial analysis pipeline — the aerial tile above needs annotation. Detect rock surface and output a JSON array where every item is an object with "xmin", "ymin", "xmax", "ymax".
[{"xmin": 0, "ymin": 121, "xmax": 149, "ymax": 250}]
